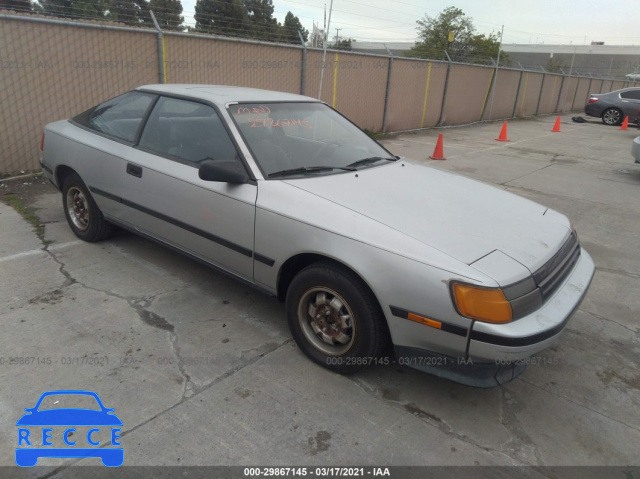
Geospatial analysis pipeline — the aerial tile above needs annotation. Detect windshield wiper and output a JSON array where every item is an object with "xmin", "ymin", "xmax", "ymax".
[
  {"xmin": 346, "ymin": 156, "xmax": 398, "ymax": 168},
  {"xmin": 268, "ymin": 166, "xmax": 356, "ymax": 178}
]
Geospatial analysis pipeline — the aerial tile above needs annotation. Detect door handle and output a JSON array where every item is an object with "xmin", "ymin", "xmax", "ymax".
[{"xmin": 126, "ymin": 163, "xmax": 143, "ymax": 178}]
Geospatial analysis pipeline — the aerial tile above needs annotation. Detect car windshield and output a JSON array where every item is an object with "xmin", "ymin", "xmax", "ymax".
[{"xmin": 229, "ymin": 102, "xmax": 394, "ymax": 178}]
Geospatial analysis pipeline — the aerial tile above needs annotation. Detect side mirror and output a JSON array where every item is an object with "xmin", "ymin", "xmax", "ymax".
[{"xmin": 198, "ymin": 159, "xmax": 249, "ymax": 184}]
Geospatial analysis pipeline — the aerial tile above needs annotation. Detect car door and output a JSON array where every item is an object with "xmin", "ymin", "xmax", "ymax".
[
  {"xmin": 120, "ymin": 96, "xmax": 257, "ymax": 281},
  {"xmin": 69, "ymin": 91, "xmax": 157, "ymax": 220},
  {"xmin": 619, "ymin": 89, "xmax": 640, "ymax": 120}
]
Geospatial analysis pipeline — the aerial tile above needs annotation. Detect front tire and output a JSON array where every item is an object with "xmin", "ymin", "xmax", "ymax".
[
  {"xmin": 285, "ymin": 262, "xmax": 389, "ymax": 374},
  {"xmin": 62, "ymin": 172, "xmax": 113, "ymax": 242},
  {"xmin": 602, "ymin": 108, "xmax": 622, "ymax": 126}
]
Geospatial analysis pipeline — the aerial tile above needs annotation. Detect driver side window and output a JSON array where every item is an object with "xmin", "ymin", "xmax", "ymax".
[{"xmin": 138, "ymin": 97, "xmax": 240, "ymax": 165}]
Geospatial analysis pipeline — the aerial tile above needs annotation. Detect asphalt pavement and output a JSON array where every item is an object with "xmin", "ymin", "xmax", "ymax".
[{"xmin": 0, "ymin": 114, "xmax": 639, "ymax": 477}]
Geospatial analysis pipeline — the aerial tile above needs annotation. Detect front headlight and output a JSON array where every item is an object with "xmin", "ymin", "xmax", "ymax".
[{"xmin": 451, "ymin": 282, "xmax": 513, "ymax": 323}]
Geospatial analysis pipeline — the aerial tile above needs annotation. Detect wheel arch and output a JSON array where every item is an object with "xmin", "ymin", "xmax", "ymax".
[
  {"xmin": 55, "ymin": 165, "xmax": 78, "ymax": 190},
  {"xmin": 277, "ymin": 251, "xmax": 394, "ymax": 359},
  {"xmin": 276, "ymin": 253, "xmax": 383, "ymax": 314}
]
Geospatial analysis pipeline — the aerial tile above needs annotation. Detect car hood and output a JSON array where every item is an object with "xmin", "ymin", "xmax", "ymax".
[{"xmin": 283, "ymin": 161, "xmax": 570, "ymax": 272}]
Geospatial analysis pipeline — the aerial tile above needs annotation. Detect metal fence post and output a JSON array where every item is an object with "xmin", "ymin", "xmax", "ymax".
[
  {"xmin": 554, "ymin": 75, "xmax": 565, "ymax": 112},
  {"xmin": 437, "ymin": 51, "xmax": 452, "ymax": 127},
  {"xmin": 298, "ymin": 30, "xmax": 306, "ymax": 95},
  {"xmin": 512, "ymin": 70, "xmax": 524, "ymax": 118},
  {"xmin": 571, "ymin": 76, "xmax": 581, "ymax": 111},
  {"xmin": 482, "ymin": 65, "xmax": 497, "ymax": 121},
  {"xmin": 535, "ymin": 73, "xmax": 546, "ymax": 116},
  {"xmin": 586, "ymin": 78, "xmax": 593, "ymax": 105},
  {"xmin": 149, "ymin": 10, "xmax": 165, "ymax": 84},
  {"xmin": 382, "ymin": 45, "xmax": 393, "ymax": 133}
]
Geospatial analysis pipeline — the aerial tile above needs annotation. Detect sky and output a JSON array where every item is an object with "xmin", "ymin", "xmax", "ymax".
[{"xmin": 179, "ymin": 0, "xmax": 640, "ymax": 46}]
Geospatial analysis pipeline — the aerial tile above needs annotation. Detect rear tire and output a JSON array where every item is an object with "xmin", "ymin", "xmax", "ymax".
[
  {"xmin": 62, "ymin": 172, "xmax": 113, "ymax": 242},
  {"xmin": 285, "ymin": 262, "xmax": 389, "ymax": 374},
  {"xmin": 602, "ymin": 108, "xmax": 622, "ymax": 126}
]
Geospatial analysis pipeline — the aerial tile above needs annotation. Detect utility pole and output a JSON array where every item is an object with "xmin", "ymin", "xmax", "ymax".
[
  {"xmin": 487, "ymin": 24, "xmax": 504, "ymax": 121},
  {"xmin": 318, "ymin": 0, "xmax": 334, "ymax": 99},
  {"xmin": 607, "ymin": 57, "xmax": 614, "ymax": 78},
  {"xmin": 335, "ymin": 28, "xmax": 341, "ymax": 47},
  {"xmin": 569, "ymin": 46, "xmax": 576, "ymax": 76}
]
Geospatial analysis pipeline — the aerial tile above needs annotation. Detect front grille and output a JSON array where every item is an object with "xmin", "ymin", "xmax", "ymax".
[{"xmin": 533, "ymin": 233, "xmax": 581, "ymax": 300}]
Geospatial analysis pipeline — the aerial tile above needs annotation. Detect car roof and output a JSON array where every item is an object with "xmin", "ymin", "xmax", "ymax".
[
  {"xmin": 602, "ymin": 87, "xmax": 640, "ymax": 95},
  {"xmin": 136, "ymin": 84, "xmax": 320, "ymax": 106}
]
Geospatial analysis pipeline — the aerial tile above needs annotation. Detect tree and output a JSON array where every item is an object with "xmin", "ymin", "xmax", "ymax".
[
  {"xmin": 108, "ymin": 0, "xmax": 150, "ymax": 25},
  {"xmin": 282, "ymin": 11, "xmax": 308, "ymax": 44},
  {"xmin": 149, "ymin": 0, "xmax": 183, "ymax": 31},
  {"xmin": 35, "ymin": 0, "xmax": 109, "ymax": 19},
  {"xmin": 1, "ymin": 0, "xmax": 34, "ymax": 13},
  {"xmin": 333, "ymin": 38, "xmax": 352, "ymax": 51},
  {"xmin": 243, "ymin": 0, "xmax": 278, "ymax": 40},
  {"xmin": 195, "ymin": 0, "xmax": 248, "ymax": 36},
  {"xmin": 406, "ymin": 7, "xmax": 508, "ymax": 65},
  {"xmin": 545, "ymin": 57, "xmax": 563, "ymax": 73}
]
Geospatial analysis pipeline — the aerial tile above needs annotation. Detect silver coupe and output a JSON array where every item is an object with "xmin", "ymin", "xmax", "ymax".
[{"xmin": 40, "ymin": 85, "xmax": 595, "ymax": 387}]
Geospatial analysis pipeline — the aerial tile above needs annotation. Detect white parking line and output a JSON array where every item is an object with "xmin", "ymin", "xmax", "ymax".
[
  {"xmin": 0, "ymin": 240, "xmax": 82, "ymax": 263},
  {"xmin": 48, "ymin": 240, "xmax": 83, "ymax": 252},
  {"xmin": 0, "ymin": 248, "xmax": 47, "ymax": 263}
]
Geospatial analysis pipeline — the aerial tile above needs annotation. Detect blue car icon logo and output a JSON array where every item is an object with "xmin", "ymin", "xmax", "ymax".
[{"xmin": 16, "ymin": 390, "xmax": 123, "ymax": 467}]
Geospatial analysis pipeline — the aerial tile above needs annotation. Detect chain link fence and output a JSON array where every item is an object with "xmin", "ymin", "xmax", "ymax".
[{"xmin": 1, "ymin": 9, "xmax": 638, "ymax": 177}]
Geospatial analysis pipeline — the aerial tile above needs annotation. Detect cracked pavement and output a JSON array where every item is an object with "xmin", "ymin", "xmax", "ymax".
[{"xmin": 0, "ymin": 114, "xmax": 639, "ymax": 475}]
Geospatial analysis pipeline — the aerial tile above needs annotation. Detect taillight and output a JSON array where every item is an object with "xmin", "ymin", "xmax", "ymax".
[
  {"xmin": 588, "ymin": 97, "xmax": 599, "ymax": 104},
  {"xmin": 40, "ymin": 132, "xmax": 45, "ymax": 151}
]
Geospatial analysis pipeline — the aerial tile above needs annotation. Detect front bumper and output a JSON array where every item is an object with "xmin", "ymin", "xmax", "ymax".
[
  {"xmin": 467, "ymin": 248, "xmax": 594, "ymax": 362},
  {"xmin": 394, "ymin": 248, "xmax": 594, "ymax": 387}
]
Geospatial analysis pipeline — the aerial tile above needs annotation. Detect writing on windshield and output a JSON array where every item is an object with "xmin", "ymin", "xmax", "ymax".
[
  {"xmin": 236, "ymin": 105, "xmax": 271, "ymax": 115},
  {"xmin": 235, "ymin": 104, "xmax": 312, "ymax": 129},
  {"xmin": 248, "ymin": 118, "xmax": 311, "ymax": 129}
]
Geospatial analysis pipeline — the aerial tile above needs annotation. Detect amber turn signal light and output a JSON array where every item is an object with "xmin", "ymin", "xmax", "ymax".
[{"xmin": 451, "ymin": 282, "xmax": 512, "ymax": 323}]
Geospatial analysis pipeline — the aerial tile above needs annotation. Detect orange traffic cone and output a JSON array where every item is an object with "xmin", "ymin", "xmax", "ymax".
[
  {"xmin": 496, "ymin": 122, "xmax": 509, "ymax": 142},
  {"xmin": 551, "ymin": 116, "xmax": 561, "ymax": 132},
  {"xmin": 429, "ymin": 133, "xmax": 446, "ymax": 160},
  {"xmin": 620, "ymin": 116, "xmax": 629, "ymax": 130}
]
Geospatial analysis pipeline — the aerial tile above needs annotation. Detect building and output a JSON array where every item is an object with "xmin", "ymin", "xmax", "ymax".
[
  {"xmin": 501, "ymin": 44, "xmax": 640, "ymax": 79},
  {"xmin": 349, "ymin": 41, "xmax": 640, "ymax": 80}
]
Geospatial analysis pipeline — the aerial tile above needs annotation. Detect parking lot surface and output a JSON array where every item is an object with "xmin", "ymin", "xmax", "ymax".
[{"xmin": 1, "ymin": 114, "xmax": 639, "ymax": 476}]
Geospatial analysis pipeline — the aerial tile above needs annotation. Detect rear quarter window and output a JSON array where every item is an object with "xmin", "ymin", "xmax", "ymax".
[{"xmin": 73, "ymin": 91, "xmax": 156, "ymax": 143}]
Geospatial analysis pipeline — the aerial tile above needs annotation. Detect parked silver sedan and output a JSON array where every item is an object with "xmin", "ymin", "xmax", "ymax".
[{"xmin": 40, "ymin": 85, "xmax": 595, "ymax": 387}]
